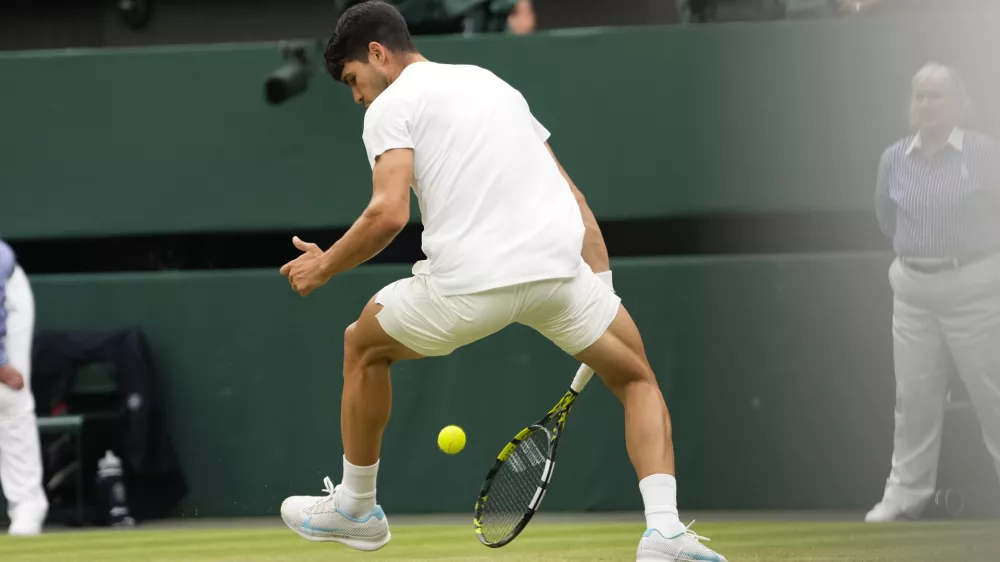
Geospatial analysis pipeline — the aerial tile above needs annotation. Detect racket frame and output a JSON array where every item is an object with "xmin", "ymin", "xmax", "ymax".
[{"xmin": 473, "ymin": 365, "xmax": 595, "ymax": 548}]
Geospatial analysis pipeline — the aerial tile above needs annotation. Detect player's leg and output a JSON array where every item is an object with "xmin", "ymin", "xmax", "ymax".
[
  {"xmin": 574, "ymin": 305, "xmax": 673, "ymax": 480},
  {"xmin": 337, "ymin": 295, "xmax": 423, "ymax": 513},
  {"xmin": 574, "ymin": 312, "xmax": 729, "ymax": 562},
  {"xmin": 280, "ymin": 292, "xmax": 422, "ymax": 549},
  {"xmin": 281, "ymin": 283, "xmax": 423, "ymax": 549},
  {"xmin": 0, "ymin": 266, "xmax": 48, "ymax": 536},
  {"xmin": 523, "ymin": 268, "xmax": 726, "ymax": 562},
  {"xmin": 338, "ymin": 279, "xmax": 512, "ymax": 510},
  {"xmin": 342, "ymin": 296, "xmax": 423, "ymax": 466},
  {"xmin": 281, "ymin": 275, "xmax": 510, "ymax": 550}
]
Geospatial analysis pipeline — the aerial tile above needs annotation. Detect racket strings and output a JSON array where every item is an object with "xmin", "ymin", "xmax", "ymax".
[{"xmin": 479, "ymin": 428, "xmax": 551, "ymax": 542}]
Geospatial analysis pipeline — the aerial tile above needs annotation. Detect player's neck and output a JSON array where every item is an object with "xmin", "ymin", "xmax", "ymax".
[{"xmin": 389, "ymin": 53, "xmax": 429, "ymax": 84}]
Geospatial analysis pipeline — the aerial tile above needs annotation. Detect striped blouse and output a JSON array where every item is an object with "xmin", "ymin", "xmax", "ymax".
[
  {"xmin": 0, "ymin": 240, "xmax": 15, "ymax": 367},
  {"xmin": 876, "ymin": 128, "xmax": 1000, "ymax": 258}
]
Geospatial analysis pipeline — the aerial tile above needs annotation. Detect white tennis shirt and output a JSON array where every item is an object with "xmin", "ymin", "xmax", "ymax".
[{"xmin": 362, "ymin": 61, "xmax": 585, "ymax": 296}]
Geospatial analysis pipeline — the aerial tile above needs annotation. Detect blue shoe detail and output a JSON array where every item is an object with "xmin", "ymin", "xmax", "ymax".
[
  {"xmin": 334, "ymin": 505, "xmax": 385, "ymax": 524},
  {"xmin": 301, "ymin": 517, "xmax": 341, "ymax": 534},
  {"xmin": 644, "ymin": 528, "xmax": 686, "ymax": 539},
  {"xmin": 300, "ymin": 507, "xmax": 384, "ymax": 534}
]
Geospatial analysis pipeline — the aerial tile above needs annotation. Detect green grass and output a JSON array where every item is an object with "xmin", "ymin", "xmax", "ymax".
[{"xmin": 0, "ymin": 521, "xmax": 998, "ymax": 561}]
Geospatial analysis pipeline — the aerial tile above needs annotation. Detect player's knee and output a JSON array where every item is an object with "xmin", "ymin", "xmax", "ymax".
[
  {"xmin": 343, "ymin": 321, "xmax": 391, "ymax": 369},
  {"xmin": 601, "ymin": 364, "xmax": 658, "ymax": 400},
  {"xmin": 344, "ymin": 322, "xmax": 361, "ymax": 357},
  {"xmin": 601, "ymin": 358, "xmax": 656, "ymax": 388},
  {"xmin": 625, "ymin": 375, "xmax": 660, "ymax": 395}
]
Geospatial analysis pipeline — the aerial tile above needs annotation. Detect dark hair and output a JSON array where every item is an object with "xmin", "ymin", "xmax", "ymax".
[{"xmin": 325, "ymin": 1, "xmax": 418, "ymax": 81}]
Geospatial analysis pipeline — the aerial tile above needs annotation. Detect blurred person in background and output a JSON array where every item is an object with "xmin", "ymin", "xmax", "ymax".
[
  {"xmin": 335, "ymin": 0, "xmax": 529, "ymax": 35},
  {"xmin": 506, "ymin": 0, "xmax": 536, "ymax": 34},
  {"xmin": 0, "ymin": 240, "xmax": 48, "ymax": 535},
  {"xmin": 836, "ymin": 0, "xmax": 883, "ymax": 13},
  {"xmin": 835, "ymin": 0, "xmax": 993, "ymax": 17},
  {"xmin": 869, "ymin": 62, "xmax": 1000, "ymax": 522},
  {"xmin": 783, "ymin": 0, "xmax": 884, "ymax": 19}
]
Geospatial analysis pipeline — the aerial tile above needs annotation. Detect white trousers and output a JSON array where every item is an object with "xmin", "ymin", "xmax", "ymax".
[
  {"xmin": 881, "ymin": 255, "xmax": 1000, "ymax": 515},
  {"xmin": 0, "ymin": 266, "xmax": 47, "ymax": 522}
]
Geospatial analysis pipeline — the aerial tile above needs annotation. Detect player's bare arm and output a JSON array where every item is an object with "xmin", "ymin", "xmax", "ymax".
[
  {"xmin": 545, "ymin": 143, "xmax": 610, "ymax": 274},
  {"xmin": 280, "ymin": 148, "xmax": 414, "ymax": 296}
]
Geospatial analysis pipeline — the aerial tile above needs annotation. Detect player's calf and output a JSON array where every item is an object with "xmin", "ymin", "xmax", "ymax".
[{"xmin": 575, "ymin": 304, "xmax": 729, "ymax": 561}]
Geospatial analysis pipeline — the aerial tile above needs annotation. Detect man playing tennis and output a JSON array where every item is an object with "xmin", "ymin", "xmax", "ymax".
[{"xmin": 279, "ymin": 2, "xmax": 727, "ymax": 560}]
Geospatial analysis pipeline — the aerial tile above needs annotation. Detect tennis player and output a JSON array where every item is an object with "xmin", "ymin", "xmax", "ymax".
[{"xmin": 279, "ymin": 2, "xmax": 727, "ymax": 560}]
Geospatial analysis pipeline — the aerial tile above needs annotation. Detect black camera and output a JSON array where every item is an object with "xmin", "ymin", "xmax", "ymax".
[
  {"xmin": 264, "ymin": 42, "xmax": 316, "ymax": 106},
  {"xmin": 117, "ymin": 0, "xmax": 153, "ymax": 30}
]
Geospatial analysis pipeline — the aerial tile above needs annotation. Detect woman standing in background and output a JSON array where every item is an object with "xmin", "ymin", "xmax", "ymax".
[{"xmin": 869, "ymin": 62, "xmax": 1000, "ymax": 522}]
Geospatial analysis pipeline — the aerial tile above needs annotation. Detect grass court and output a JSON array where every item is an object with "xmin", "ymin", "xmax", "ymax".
[{"xmin": 2, "ymin": 519, "xmax": 998, "ymax": 561}]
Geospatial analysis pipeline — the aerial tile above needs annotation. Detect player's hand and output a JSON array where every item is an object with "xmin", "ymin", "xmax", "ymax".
[
  {"xmin": 280, "ymin": 236, "xmax": 332, "ymax": 297},
  {"xmin": 0, "ymin": 364, "xmax": 25, "ymax": 391}
]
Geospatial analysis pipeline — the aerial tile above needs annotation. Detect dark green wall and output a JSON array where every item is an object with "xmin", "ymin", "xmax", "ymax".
[
  {"xmin": 30, "ymin": 254, "xmax": 896, "ymax": 515},
  {"xmin": 3, "ymin": 16, "xmax": 999, "ymax": 239}
]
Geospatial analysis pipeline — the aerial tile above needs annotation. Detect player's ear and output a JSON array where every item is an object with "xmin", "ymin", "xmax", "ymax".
[{"xmin": 369, "ymin": 42, "xmax": 385, "ymax": 64}]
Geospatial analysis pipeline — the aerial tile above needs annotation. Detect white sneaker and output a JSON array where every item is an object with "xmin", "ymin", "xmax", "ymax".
[
  {"xmin": 636, "ymin": 521, "xmax": 728, "ymax": 562},
  {"xmin": 280, "ymin": 476, "xmax": 390, "ymax": 551},
  {"xmin": 8, "ymin": 503, "xmax": 46, "ymax": 537},
  {"xmin": 8, "ymin": 517, "xmax": 43, "ymax": 537},
  {"xmin": 864, "ymin": 501, "xmax": 912, "ymax": 523}
]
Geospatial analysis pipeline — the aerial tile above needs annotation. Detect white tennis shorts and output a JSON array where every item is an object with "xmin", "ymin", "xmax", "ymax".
[{"xmin": 374, "ymin": 266, "xmax": 621, "ymax": 357}]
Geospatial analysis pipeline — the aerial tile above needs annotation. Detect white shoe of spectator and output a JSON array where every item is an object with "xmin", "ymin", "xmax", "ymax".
[
  {"xmin": 864, "ymin": 501, "xmax": 912, "ymax": 523},
  {"xmin": 8, "ymin": 514, "xmax": 44, "ymax": 536}
]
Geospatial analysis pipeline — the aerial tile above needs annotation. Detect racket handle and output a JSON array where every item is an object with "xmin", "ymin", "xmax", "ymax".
[{"xmin": 570, "ymin": 364, "xmax": 595, "ymax": 393}]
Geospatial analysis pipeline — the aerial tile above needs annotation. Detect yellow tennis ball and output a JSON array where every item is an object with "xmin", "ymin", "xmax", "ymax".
[{"xmin": 438, "ymin": 425, "xmax": 466, "ymax": 455}]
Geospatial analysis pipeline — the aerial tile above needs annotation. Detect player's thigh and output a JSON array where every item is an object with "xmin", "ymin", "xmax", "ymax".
[
  {"xmin": 367, "ymin": 276, "xmax": 512, "ymax": 360},
  {"xmin": 519, "ymin": 268, "xmax": 653, "ymax": 389},
  {"xmin": 573, "ymin": 304, "xmax": 657, "ymax": 390},
  {"xmin": 347, "ymin": 294, "xmax": 425, "ymax": 364}
]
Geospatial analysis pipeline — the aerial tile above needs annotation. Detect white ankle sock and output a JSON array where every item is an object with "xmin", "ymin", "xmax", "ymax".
[
  {"xmin": 338, "ymin": 456, "xmax": 378, "ymax": 517},
  {"xmin": 639, "ymin": 474, "xmax": 685, "ymax": 536}
]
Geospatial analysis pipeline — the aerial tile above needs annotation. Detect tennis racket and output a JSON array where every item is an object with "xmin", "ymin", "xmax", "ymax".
[{"xmin": 473, "ymin": 363, "xmax": 596, "ymax": 548}]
